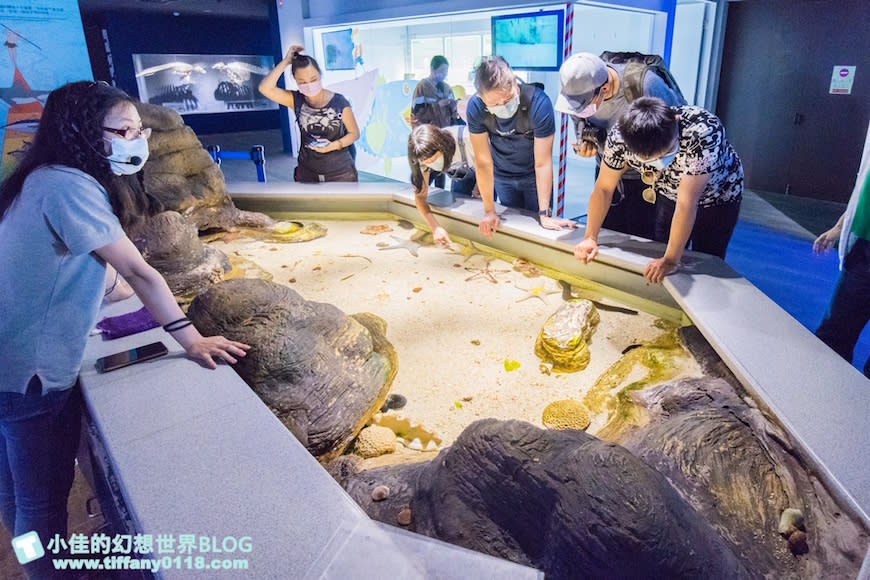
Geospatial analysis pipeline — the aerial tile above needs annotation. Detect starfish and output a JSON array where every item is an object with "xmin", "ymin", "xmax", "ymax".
[
  {"xmin": 378, "ymin": 234, "xmax": 427, "ymax": 257},
  {"xmin": 464, "ymin": 257, "xmax": 510, "ymax": 284},
  {"xmin": 447, "ymin": 241, "xmax": 482, "ymax": 263},
  {"xmin": 514, "ymin": 282, "xmax": 561, "ymax": 304}
]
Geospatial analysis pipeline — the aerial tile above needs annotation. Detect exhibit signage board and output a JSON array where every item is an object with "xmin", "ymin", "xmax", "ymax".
[
  {"xmin": 132, "ymin": 53, "xmax": 279, "ymax": 115},
  {"xmin": 0, "ymin": 0, "xmax": 93, "ymax": 177}
]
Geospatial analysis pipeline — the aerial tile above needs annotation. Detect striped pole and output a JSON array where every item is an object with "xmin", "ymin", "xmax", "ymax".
[{"xmin": 556, "ymin": 2, "xmax": 574, "ymax": 218}]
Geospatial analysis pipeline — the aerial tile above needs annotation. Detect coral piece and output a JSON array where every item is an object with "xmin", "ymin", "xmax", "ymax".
[
  {"xmin": 361, "ymin": 224, "xmax": 393, "ymax": 235},
  {"xmin": 371, "ymin": 413, "xmax": 441, "ymax": 451},
  {"xmin": 355, "ymin": 425, "xmax": 397, "ymax": 459},
  {"xmin": 534, "ymin": 300, "xmax": 600, "ymax": 372},
  {"xmin": 542, "ymin": 400, "xmax": 591, "ymax": 431},
  {"xmin": 512, "ymin": 258, "xmax": 542, "ymax": 278}
]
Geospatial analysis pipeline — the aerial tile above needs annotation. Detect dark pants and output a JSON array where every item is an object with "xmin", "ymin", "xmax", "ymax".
[
  {"xmin": 428, "ymin": 171, "xmax": 446, "ymax": 189},
  {"xmin": 654, "ymin": 195, "xmax": 742, "ymax": 259},
  {"xmin": 816, "ymin": 238, "xmax": 870, "ymax": 378},
  {"xmin": 294, "ymin": 164, "xmax": 358, "ymax": 183},
  {"xmin": 602, "ymin": 178, "xmax": 657, "ymax": 240},
  {"xmin": 449, "ymin": 168, "xmax": 477, "ymax": 196},
  {"xmin": 494, "ymin": 173, "xmax": 542, "ymax": 212},
  {"xmin": 0, "ymin": 376, "xmax": 81, "ymax": 578}
]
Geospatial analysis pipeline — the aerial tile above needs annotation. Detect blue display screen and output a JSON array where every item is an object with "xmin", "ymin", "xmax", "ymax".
[{"xmin": 491, "ymin": 10, "xmax": 564, "ymax": 72}]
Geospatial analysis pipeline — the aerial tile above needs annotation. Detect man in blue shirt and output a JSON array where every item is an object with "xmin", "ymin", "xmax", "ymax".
[{"xmin": 466, "ymin": 56, "xmax": 576, "ymax": 237}]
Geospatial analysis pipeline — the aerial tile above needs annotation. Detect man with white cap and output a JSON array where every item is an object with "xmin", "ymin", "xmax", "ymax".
[{"xmin": 555, "ymin": 52, "xmax": 684, "ymax": 239}]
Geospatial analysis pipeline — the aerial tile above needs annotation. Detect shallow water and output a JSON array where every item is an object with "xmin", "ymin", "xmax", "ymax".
[{"xmin": 210, "ymin": 217, "xmax": 705, "ymax": 446}]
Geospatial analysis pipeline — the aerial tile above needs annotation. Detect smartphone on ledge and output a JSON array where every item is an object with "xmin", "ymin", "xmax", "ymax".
[{"xmin": 95, "ymin": 341, "xmax": 169, "ymax": 373}]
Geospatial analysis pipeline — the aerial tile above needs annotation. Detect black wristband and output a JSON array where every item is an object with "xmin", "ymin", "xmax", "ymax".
[
  {"xmin": 104, "ymin": 271, "xmax": 119, "ymax": 296},
  {"xmin": 163, "ymin": 317, "xmax": 191, "ymax": 332},
  {"xmin": 165, "ymin": 321, "xmax": 193, "ymax": 333}
]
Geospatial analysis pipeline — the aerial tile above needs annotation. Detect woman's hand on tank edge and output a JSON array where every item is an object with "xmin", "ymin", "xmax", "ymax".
[
  {"xmin": 186, "ymin": 336, "xmax": 250, "ymax": 369},
  {"xmin": 432, "ymin": 226, "xmax": 451, "ymax": 246},
  {"xmin": 540, "ymin": 215, "xmax": 578, "ymax": 231}
]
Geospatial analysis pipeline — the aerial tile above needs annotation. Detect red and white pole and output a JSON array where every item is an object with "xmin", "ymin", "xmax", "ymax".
[{"xmin": 556, "ymin": 2, "xmax": 574, "ymax": 218}]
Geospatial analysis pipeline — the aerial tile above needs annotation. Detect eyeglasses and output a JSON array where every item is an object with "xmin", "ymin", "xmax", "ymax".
[
  {"xmin": 641, "ymin": 170, "xmax": 657, "ymax": 204},
  {"xmin": 103, "ymin": 126, "xmax": 152, "ymax": 140}
]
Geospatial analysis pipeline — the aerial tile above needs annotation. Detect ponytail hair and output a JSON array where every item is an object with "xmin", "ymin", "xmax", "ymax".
[
  {"xmin": 290, "ymin": 48, "xmax": 322, "ymax": 77},
  {"xmin": 407, "ymin": 124, "xmax": 456, "ymax": 192}
]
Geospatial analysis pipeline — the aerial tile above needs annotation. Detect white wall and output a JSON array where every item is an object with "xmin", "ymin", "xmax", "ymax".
[{"xmin": 671, "ymin": 0, "xmax": 716, "ymax": 105}]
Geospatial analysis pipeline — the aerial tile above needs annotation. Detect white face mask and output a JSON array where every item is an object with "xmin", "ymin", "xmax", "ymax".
[
  {"xmin": 424, "ymin": 155, "xmax": 444, "ymax": 172},
  {"xmin": 298, "ymin": 80, "xmax": 322, "ymax": 98},
  {"xmin": 488, "ymin": 93, "xmax": 519, "ymax": 119},
  {"xmin": 577, "ymin": 101, "xmax": 599, "ymax": 118},
  {"xmin": 646, "ymin": 145, "xmax": 679, "ymax": 171},
  {"xmin": 106, "ymin": 136, "xmax": 149, "ymax": 175}
]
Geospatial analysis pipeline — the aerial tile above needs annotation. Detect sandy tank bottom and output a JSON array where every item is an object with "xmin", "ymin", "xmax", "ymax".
[{"xmin": 209, "ymin": 217, "xmax": 704, "ymax": 447}]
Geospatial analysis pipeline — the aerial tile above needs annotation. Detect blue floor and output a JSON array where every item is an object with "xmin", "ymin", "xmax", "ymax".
[{"xmin": 726, "ymin": 221, "xmax": 870, "ymax": 374}]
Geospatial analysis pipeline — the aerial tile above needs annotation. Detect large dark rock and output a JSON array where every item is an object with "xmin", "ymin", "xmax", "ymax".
[
  {"xmin": 130, "ymin": 210, "xmax": 229, "ymax": 298},
  {"xmin": 340, "ymin": 419, "xmax": 748, "ymax": 579},
  {"xmin": 136, "ymin": 102, "xmax": 273, "ymax": 231},
  {"xmin": 187, "ymin": 279, "xmax": 397, "ymax": 460},
  {"xmin": 615, "ymin": 377, "xmax": 868, "ymax": 579}
]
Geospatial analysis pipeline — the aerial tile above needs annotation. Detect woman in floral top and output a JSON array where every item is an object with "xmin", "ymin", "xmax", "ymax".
[{"xmin": 574, "ymin": 97, "xmax": 743, "ymax": 283}]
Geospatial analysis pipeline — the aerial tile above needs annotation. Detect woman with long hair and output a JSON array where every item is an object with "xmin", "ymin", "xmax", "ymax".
[
  {"xmin": 259, "ymin": 45, "xmax": 360, "ymax": 183},
  {"xmin": 407, "ymin": 123, "xmax": 477, "ymax": 245},
  {"xmin": 0, "ymin": 80, "xmax": 248, "ymax": 578}
]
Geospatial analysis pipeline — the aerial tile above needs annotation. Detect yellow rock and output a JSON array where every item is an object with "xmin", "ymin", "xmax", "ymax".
[
  {"xmin": 542, "ymin": 400, "xmax": 591, "ymax": 431},
  {"xmin": 535, "ymin": 300, "xmax": 600, "ymax": 372}
]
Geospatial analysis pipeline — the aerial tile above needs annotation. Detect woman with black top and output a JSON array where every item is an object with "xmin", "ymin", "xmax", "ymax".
[{"xmin": 259, "ymin": 45, "xmax": 360, "ymax": 182}]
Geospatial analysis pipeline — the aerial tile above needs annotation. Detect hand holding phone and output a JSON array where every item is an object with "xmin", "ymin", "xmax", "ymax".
[
  {"xmin": 95, "ymin": 341, "xmax": 169, "ymax": 373},
  {"xmin": 308, "ymin": 138, "xmax": 330, "ymax": 149}
]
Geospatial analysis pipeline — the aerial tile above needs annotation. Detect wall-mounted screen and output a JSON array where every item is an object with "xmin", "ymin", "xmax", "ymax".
[
  {"xmin": 491, "ymin": 10, "xmax": 564, "ymax": 71},
  {"xmin": 132, "ymin": 53, "xmax": 278, "ymax": 115},
  {"xmin": 322, "ymin": 28, "xmax": 355, "ymax": 71}
]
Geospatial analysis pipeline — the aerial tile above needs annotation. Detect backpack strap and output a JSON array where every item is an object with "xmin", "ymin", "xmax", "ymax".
[
  {"xmin": 457, "ymin": 126, "xmax": 468, "ymax": 165},
  {"xmin": 600, "ymin": 51, "xmax": 687, "ymax": 105},
  {"xmin": 621, "ymin": 61, "xmax": 647, "ymax": 103}
]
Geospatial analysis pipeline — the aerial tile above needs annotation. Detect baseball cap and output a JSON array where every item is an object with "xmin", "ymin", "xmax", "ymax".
[{"xmin": 554, "ymin": 53, "xmax": 609, "ymax": 116}]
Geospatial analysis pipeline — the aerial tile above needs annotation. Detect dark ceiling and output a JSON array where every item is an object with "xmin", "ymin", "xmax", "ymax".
[{"xmin": 77, "ymin": 0, "xmax": 270, "ymax": 19}]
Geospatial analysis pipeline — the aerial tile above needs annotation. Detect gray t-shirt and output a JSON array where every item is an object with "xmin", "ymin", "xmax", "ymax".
[
  {"xmin": 0, "ymin": 165, "xmax": 125, "ymax": 393},
  {"xmin": 573, "ymin": 63, "xmax": 683, "ymax": 179}
]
